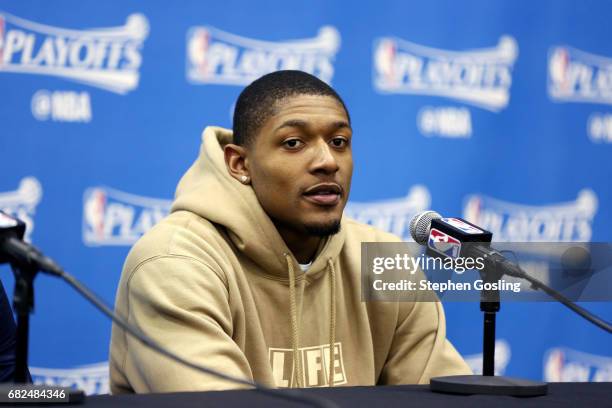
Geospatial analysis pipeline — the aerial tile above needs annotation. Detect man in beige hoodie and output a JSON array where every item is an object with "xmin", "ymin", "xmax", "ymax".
[{"xmin": 110, "ymin": 70, "xmax": 471, "ymax": 393}]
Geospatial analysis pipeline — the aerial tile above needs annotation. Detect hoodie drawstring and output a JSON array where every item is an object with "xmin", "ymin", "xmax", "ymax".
[
  {"xmin": 286, "ymin": 254, "xmax": 303, "ymax": 388},
  {"xmin": 285, "ymin": 254, "xmax": 337, "ymax": 388},
  {"xmin": 326, "ymin": 258, "xmax": 336, "ymax": 388}
]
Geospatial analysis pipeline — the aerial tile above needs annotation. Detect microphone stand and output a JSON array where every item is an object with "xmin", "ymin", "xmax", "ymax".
[
  {"xmin": 480, "ymin": 276, "xmax": 499, "ymax": 378},
  {"xmin": 12, "ymin": 263, "xmax": 36, "ymax": 383},
  {"xmin": 430, "ymin": 252, "xmax": 548, "ymax": 397},
  {"xmin": 0, "ymin": 262, "xmax": 85, "ymax": 404}
]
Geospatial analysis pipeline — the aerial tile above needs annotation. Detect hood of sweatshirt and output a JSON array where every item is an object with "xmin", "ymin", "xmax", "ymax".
[{"xmin": 171, "ymin": 126, "xmax": 346, "ymax": 281}]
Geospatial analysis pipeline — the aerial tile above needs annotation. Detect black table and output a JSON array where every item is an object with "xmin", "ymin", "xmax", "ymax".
[{"xmin": 87, "ymin": 383, "xmax": 612, "ymax": 407}]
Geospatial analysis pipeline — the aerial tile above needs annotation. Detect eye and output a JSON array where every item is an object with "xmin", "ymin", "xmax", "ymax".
[
  {"xmin": 330, "ymin": 137, "xmax": 349, "ymax": 148},
  {"xmin": 283, "ymin": 139, "xmax": 304, "ymax": 149}
]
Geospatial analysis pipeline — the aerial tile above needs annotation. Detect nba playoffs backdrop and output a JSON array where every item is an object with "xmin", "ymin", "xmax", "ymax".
[{"xmin": 1, "ymin": 0, "xmax": 611, "ymax": 394}]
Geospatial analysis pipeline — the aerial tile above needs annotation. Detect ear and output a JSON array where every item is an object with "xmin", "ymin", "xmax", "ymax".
[{"xmin": 224, "ymin": 143, "xmax": 250, "ymax": 184}]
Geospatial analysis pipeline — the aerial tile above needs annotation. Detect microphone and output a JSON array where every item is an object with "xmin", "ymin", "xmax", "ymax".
[
  {"xmin": 409, "ymin": 210, "xmax": 524, "ymax": 278},
  {"xmin": 0, "ymin": 211, "xmax": 62, "ymax": 276},
  {"xmin": 409, "ymin": 210, "xmax": 491, "ymax": 245},
  {"xmin": 409, "ymin": 210, "xmax": 611, "ymax": 334},
  {"xmin": 410, "ymin": 211, "xmax": 611, "ymax": 397}
]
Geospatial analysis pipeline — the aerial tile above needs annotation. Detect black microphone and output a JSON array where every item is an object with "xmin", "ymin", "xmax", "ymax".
[
  {"xmin": 409, "ymin": 210, "xmax": 612, "ymax": 334},
  {"xmin": 0, "ymin": 211, "xmax": 62, "ymax": 276},
  {"xmin": 409, "ymin": 210, "xmax": 525, "ymax": 278},
  {"xmin": 409, "ymin": 210, "xmax": 611, "ymax": 398}
]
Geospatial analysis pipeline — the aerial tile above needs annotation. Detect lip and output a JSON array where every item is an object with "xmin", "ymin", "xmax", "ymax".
[
  {"xmin": 303, "ymin": 193, "xmax": 341, "ymax": 206},
  {"xmin": 303, "ymin": 182, "xmax": 342, "ymax": 195},
  {"xmin": 302, "ymin": 183, "xmax": 342, "ymax": 206}
]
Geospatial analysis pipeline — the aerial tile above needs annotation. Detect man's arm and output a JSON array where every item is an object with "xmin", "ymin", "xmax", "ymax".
[
  {"xmin": 378, "ymin": 299, "xmax": 472, "ymax": 385},
  {"xmin": 111, "ymin": 256, "xmax": 252, "ymax": 393}
]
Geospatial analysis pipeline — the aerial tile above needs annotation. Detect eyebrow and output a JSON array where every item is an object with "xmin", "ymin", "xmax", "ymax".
[{"xmin": 274, "ymin": 119, "xmax": 351, "ymax": 133}]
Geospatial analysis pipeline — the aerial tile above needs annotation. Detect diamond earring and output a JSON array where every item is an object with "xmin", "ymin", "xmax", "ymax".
[{"xmin": 240, "ymin": 175, "xmax": 249, "ymax": 184}]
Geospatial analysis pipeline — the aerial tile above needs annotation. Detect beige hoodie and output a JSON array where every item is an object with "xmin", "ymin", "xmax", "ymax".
[{"xmin": 109, "ymin": 126, "xmax": 471, "ymax": 393}]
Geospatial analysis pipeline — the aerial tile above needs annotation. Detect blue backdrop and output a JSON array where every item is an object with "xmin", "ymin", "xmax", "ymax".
[{"xmin": 1, "ymin": 0, "xmax": 611, "ymax": 394}]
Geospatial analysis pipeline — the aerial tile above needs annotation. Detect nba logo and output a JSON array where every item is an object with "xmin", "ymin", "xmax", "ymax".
[
  {"xmin": 187, "ymin": 27, "xmax": 211, "ymax": 77},
  {"xmin": 83, "ymin": 188, "xmax": 107, "ymax": 241},
  {"xmin": 375, "ymin": 38, "xmax": 397, "ymax": 85},
  {"xmin": 549, "ymin": 47, "xmax": 571, "ymax": 95},
  {"xmin": 428, "ymin": 228, "xmax": 461, "ymax": 258},
  {"xmin": 0, "ymin": 15, "xmax": 5, "ymax": 64}
]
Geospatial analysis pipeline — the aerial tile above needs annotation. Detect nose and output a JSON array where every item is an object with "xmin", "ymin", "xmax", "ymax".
[{"xmin": 310, "ymin": 139, "xmax": 339, "ymax": 174}]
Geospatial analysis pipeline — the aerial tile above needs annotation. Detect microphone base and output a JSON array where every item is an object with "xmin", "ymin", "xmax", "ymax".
[
  {"xmin": 430, "ymin": 375, "xmax": 548, "ymax": 397},
  {"xmin": 0, "ymin": 384, "xmax": 85, "ymax": 404}
]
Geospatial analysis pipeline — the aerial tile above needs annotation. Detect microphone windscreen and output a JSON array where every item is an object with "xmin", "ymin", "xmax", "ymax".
[{"xmin": 410, "ymin": 210, "xmax": 441, "ymax": 244}]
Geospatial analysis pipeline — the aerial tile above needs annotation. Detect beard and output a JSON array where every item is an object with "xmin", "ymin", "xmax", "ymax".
[{"xmin": 304, "ymin": 219, "xmax": 342, "ymax": 237}]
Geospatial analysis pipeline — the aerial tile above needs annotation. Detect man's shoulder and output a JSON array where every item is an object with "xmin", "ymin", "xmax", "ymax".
[
  {"xmin": 123, "ymin": 210, "xmax": 229, "ymax": 275},
  {"xmin": 343, "ymin": 217, "xmax": 404, "ymax": 243}
]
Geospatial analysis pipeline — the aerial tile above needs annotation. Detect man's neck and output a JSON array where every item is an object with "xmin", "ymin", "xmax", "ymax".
[{"xmin": 275, "ymin": 224, "xmax": 321, "ymax": 264}]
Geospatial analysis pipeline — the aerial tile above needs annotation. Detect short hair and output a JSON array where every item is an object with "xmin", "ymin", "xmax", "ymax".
[{"xmin": 232, "ymin": 70, "xmax": 350, "ymax": 147}]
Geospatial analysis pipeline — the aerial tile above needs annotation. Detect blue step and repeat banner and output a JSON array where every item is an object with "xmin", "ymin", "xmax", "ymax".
[{"xmin": 1, "ymin": 0, "xmax": 611, "ymax": 394}]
